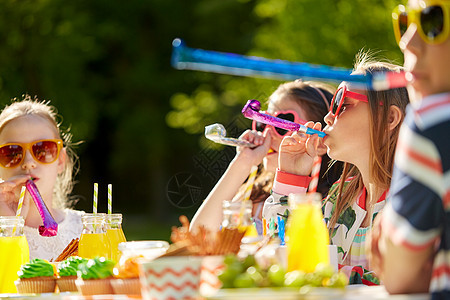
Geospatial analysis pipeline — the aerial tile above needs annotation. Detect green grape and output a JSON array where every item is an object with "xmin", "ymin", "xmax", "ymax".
[
  {"xmin": 327, "ymin": 272, "xmax": 349, "ymax": 288},
  {"xmin": 230, "ymin": 261, "xmax": 245, "ymax": 274},
  {"xmin": 233, "ymin": 272, "xmax": 256, "ymax": 288},
  {"xmin": 267, "ymin": 264, "xmax": 286, "ymax": 287},
  {"xmin": 305, "ymin": 272, "xmax": 323, "ymax": 287},
  {"xmin": 242, "ymin": 254, "xmax": 257, "ymax": 269},
  {"xmin": 220, "ymin": 280, "xmax": 233, "ymax": 289},
  {"xmin": 223, "ymin": 254, "xmax": 240, "ymax": 266},
  {"xmin": 218, "ymin": 262, "xmax": 244, "ymax": 285},
  {"xmin": 284, "ymin": 270, "xmax": 307, "ymax": 288},
  {"xmin": 217, "ymin": 269, "xmax": 234, "ymax": 286},
  {"xmin": 246, "ymin": 266, "xmax": 264, "ymax": 286},
  {"xmin": 314, "ymin": 263, "xmax": 335, "ymax": 279}
]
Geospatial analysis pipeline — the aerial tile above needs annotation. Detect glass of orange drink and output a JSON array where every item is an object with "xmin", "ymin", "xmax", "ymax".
[
  {"xmin": 78, "ymin": 213, "xmax": 111, "ymax": 259},
  {"xmin": 0, "ymin": 216, "xmax": 30, "ymax": 293}
]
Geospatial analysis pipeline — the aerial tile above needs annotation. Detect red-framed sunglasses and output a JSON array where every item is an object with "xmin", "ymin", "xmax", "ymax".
[
  {"xmin": 330, "ymin": 85, "xmax": 369, "ymax": 117},
  {"xmin": 252, "ymin": 110, "xmax": 305, "ymax": 137},
  {"xmin": 0, "ymin": 139, "xmax": 63, "ymax": 168}
]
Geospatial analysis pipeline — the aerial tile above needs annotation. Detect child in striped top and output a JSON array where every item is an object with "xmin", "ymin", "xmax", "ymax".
[{"xmin": 369, "ymin": 0, "xmax": 450, "ymax": 298}]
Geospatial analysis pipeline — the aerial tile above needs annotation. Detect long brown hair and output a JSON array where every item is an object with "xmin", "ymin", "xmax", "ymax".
[{"xmin": 327, "ymin": 54, "xmax": 409, "ymax": 232}]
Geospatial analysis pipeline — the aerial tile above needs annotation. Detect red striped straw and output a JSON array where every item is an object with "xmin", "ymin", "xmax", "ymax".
[{"xmin": 308, "ymin": 156, "xmax": 322, "ymax": 193}]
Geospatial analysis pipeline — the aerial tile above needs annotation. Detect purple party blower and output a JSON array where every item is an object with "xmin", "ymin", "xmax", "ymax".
[
  {"xmin": 26, "ymin": 179, "xmax": 58, "ymax": 237},
  {"xmin": 242, "ymin": 100, "xmax": 326, "ymax": 138}
]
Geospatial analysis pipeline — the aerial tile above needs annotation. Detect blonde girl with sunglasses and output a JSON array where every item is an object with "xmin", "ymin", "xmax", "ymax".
[
  {"xmin": 0, "ymin": 96, "xmax": 83, "ymax": 260},
  {"xmin": 190, "ymin": 81, "xmax": 343, "ymax": 233},
  {"xmin": 264, "ymin": 54, "xmax": 409, "ymax": 285},
  {"xmin": 370, "ymin": 0, "xmax": 450, "ymax": 297}
]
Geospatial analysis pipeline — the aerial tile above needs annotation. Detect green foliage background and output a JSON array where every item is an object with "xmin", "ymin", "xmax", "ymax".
[{"xmin": 0, "ymin": 0, "xmax": 403, "ymax": 241}]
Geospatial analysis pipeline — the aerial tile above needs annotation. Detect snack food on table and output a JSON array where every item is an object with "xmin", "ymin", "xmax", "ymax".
[
  {"xmin": 111, "ymin": 255, "xmax": 143, "ymax": 295},
  {"xmin": 56, "ymin": 256, "xmax": 87, "ymax": 292},
  {"xmin": 15, "ymin": 258, "xmax": 56, "ymax": 293},
  {"xmin": 75, "ymin": 257, "xmax": 115, "ymax": 295},
  {"xmin": 54, "ymin": 238, "xmax": 79, "ymax": 262},
  {"xmin": 164, "ymin": 215, "xmax": 245, "ymax": 256}
]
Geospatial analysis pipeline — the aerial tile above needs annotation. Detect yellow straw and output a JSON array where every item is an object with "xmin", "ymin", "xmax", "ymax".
[
  {"xmin": 16, "ymin": 186, "xmax": 26, "ymax": 217},
  {"xmin": 243, "ymin": 165, "xmax": 258, "ymax": 202},
  {"xmin": 13, "ymin": 186, "xmax": 26, "ymax": 236},
  {"xmin": 107, "ymin": 184, "xmax": 112, "ymax": 214},
  {"xmin": 239, "ymin": 165, "xmax": 258, "ymax": 227},
  {"xmin": 93, "ymin": 183, "xmax": 98, "ymax": 214}
]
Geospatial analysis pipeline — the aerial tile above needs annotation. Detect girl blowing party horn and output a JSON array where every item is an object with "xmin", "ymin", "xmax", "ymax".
[
  {"xmin": 0, "ymin": 97, "xmax": 84, "ymax": 260},
  {"xmin": 263, "ymin": 53, "xmax": 409, "ymax": 285}
]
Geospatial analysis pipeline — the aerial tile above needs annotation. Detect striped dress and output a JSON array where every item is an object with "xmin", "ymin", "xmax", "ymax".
[{"xmin": 383, "ymin": 93, "xmax": 450, "ymax": 299}]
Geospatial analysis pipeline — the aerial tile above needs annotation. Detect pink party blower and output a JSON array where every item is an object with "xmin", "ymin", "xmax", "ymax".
[{"xmin": 26, "ymin": 179, "xmax": 58, "ymax": 237}]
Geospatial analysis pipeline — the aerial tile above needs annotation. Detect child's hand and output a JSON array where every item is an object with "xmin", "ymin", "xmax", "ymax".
[
  {"xmin": 235, "ymin": 129, "xmax": 271, "ymax": 167},
  {"xmin": 278, "ymin": 121, "xmax": 322, "ymax": 175},
  {"xmin": 0, "ymin": 175, "xmax": 32, "ymax": 219}
]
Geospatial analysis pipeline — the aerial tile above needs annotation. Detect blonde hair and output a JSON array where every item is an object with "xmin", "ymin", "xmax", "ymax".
[
  {"xmin": 0, "ymin": 95, "xmax": 79, "ymax": 209},
  {"xmin": 327, "ymin": 52, "xmax": 409, "ymax": 232}
]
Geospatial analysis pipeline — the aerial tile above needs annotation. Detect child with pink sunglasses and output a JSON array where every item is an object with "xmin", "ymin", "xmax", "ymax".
[
  {"xmin": 190, "ymin": 80, "xmax": 343, "ymax": 234},
  {"xmin": 369, "ymin": 0, "xmax": 450, "ymax": 298}
]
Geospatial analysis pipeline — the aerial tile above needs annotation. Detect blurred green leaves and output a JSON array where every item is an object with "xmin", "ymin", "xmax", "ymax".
[
  {"xmin": 168, "ymin": 0, "xmax": 404, "ymax": 137},
  {"xmin": 0, "ymin": 0, "xmax": 404, "ymax": 226}
]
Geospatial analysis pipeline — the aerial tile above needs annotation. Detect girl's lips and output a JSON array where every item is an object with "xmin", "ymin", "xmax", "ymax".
[{"xmin": 29, "ymin": 176, "xmax": 39, "ymax": 182}]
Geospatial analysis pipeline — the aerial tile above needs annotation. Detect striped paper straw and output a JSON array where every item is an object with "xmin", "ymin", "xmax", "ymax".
[
  {"xmin": 107, "ymin": 184, "xmax": 112, "ymax": 214},
  {"xmin": 243, "ymin": 165, "xmax": 258, "ymax": 202},
  {"xmin": 308, "ymin": 156, "xmax": 322, "ymax": 193},
  {"xmin": 93, "ymin": 183, "xmax": 98, "ymax": 214},
  {"xmin": 16, "ymin": 186, "xmax": 26, "ymax": 217}
]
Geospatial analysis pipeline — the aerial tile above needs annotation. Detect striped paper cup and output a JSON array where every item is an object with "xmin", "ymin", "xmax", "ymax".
[
  {"xmin": 199, "ymin": 255, "xmax": 225, "ymax": 297},
  {"xmin": 139, "ymin": 256, "xmax": 202, "ymax": 300}
]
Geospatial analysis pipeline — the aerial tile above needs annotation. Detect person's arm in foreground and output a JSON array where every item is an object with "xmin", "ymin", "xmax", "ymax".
[
  {"xmin": 370, "ymin": 211, "xmax": 435, "ymax": 293},
  {"xmin": 190, "ymin": 130, "xmax": 271, "ymax": 231}
]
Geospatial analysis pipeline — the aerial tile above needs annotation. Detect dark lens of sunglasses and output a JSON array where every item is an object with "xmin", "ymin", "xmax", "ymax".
[
  {"xmin": 277, "ymin": 113, "xmax": 295, "ymax": 122},
  {"xmin": 421, "ymin": 6, "xmax": 444, "ymax": 39},
  {"xmin": 332, "ymin": 89, "xmax": 344, "ymax": 115},
  {"xmin": 32, "ymin": 141, "xmax": 59, "ymax": 163},
  {"xmin": 0, "ymin": 145, "xmax": 23, "ymax": 167},
  {"xmin": 255, "ymin": 122, "xmax": 266, "ymax": 132},
  {"xmin": 399, "ymin": 12, "xmax": 409, "ymax": 36},
  {"xmin": 274, "ymin": 128, "xmax": 289, "ymax": 136},
  {"xmin": 274, "ymin": 113, "xmax": 295, "ymax": 136}
]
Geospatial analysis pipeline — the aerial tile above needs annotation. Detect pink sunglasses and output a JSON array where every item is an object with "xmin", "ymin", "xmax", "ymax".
[{"xmin": 252, "ymin": 110, "xmax": 305, "ymax": 137}]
